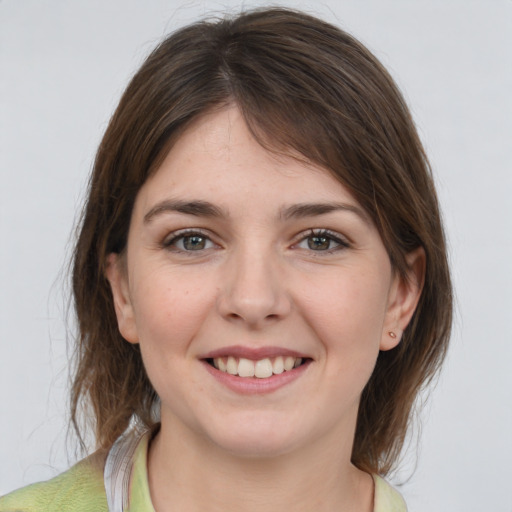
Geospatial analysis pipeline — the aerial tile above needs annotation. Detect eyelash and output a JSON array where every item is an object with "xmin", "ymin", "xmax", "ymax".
[
  {"xmin": 162, "ymin": 228, "xmax": 350, "ymax": 254},
  {"xmin": 293, "ymin": 229, "xmax": 350, "ymax": 253},
  {"xmin": 162, "ymin": 229, "xmax": 217, "ymax": 253}
]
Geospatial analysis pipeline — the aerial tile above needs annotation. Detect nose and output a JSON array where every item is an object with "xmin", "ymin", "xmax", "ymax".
[{"xmin": 216, "ymin": 245, "xmax": 292, "ymax": 329}]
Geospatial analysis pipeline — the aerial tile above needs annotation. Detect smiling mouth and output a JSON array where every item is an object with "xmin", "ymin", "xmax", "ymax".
[{"xmin": 206, "ymin": 356, "xmax": 308, "ymax": 379}]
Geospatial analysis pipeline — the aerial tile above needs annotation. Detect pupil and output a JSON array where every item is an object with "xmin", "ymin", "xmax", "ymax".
[
  {"xmin": 308, "ymin": 236, "xmax": 329, "ymax": 250},
  {"xmin": 184, "ymin": 236, "xmax": 205, "ymax": 250}
]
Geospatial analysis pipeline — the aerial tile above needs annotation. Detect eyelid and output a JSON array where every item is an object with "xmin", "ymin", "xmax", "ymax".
[
  {"xmin": 162, "ymin": 228, "xmax": 218, "ymax": 250},
  {"xmin": 291, "ymin": 228, "xmax": 351, "ymax": 252}
]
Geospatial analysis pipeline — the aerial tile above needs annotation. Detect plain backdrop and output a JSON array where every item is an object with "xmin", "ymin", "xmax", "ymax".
[{"xmin": 1, "ymin": 1, "xmax": 511, "ymax": 510}]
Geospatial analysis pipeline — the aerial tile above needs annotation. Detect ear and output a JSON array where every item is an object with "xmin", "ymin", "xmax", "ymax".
[
  {"xmin": 380, "ymin": 247, "xmax": 425, "ymax": 351},
  {"xmin": 105, "ymin": 253, "xmax": 139, "ymax": 344}
]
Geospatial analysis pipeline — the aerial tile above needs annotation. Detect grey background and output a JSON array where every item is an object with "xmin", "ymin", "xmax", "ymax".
[{"xmin": 1, "ymin": 1, "xmax": 511, "ymax": 510}]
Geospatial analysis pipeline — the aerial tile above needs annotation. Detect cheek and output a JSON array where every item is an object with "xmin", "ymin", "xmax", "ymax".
[
  {"xmin": 129, "ymin": 270, "xmax": 217, "ymax": 404},
  {"xmin": 304, "ymin": 268, "xmax": 389, "ymax": 336},
  {"xmin": 130, "ymin": 267, "xmax": 216, "ymax": 350},
  {"xmin": 299, "ymin": 269, "xmax": 390, "ymax": 374}
]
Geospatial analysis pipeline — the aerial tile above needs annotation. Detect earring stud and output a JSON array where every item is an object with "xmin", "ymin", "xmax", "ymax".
[{"xmin": 388, "ymin": 331, "xmax": 397, "ymax": 338}]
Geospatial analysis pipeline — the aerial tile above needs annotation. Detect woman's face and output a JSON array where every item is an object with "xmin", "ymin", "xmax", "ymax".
[{"xmin": 107, "ymin": 106, "xmax": 418, "ymax": 458}]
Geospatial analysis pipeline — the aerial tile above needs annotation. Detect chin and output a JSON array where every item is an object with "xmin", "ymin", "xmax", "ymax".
[
  {"xmin": 202, "ymin": 414, "xmax": 310, "ymax": 459},
  {"xmin": 215, "ymin": 434, "xmax": 300, "ymax": 459}
]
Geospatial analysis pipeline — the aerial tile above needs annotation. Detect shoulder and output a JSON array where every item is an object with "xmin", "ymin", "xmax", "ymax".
[
  {"xmin": 373, "ymin": 475, "xmax": 408, "ymax": 512},
  {"xmin": 0, "ymin": 450, "xmax": 108, "ymax": 512}
]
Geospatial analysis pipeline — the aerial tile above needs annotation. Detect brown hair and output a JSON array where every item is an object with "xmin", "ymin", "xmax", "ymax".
[{"xmin": 71, "ymin": 7, "xmax": 452, "ymax": 475}]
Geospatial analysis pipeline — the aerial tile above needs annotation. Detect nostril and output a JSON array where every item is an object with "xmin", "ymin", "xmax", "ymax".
[{"xmin": 216, "ymin": 275, "xmax": 292, "ymax": 325}]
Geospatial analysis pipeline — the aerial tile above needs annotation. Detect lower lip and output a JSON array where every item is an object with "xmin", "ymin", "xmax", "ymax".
[{"xmin": 202, "ymin": 360, "xmax": 311, "ymax": 395}]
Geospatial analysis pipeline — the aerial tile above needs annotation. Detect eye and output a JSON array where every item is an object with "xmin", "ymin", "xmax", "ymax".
[
  {"xmin": 295, "ymin": 230, "xmax": 349, "ymax": 252},
  {"xmin": 164, "ymin": 230, "xmax": 215, "ymax": 252}
]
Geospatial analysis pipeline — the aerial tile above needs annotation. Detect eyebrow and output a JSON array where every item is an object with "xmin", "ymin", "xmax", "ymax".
[
  {"xmin": 143, "ymin": 199, "xmax": 369, "ymax": 224},
  {"xmin": 280, "ymin": 202, "xmax": 370, "ymax": 224},
  {"xmin": 143, "ymin": 200, "xmax": 226, "ymax": 223}
]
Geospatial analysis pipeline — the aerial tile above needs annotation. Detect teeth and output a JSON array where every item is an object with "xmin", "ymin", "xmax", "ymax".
[
  {"xmin": 211, "ymin": 356, "xmax": 304, "ymax": 378},
  {"xmin": 284, "ymin": 356, "xmax": 295, "ymax": 371},
  {"xmin": 218, "ymin": 357, "xmax": 227, "ymax": 372},
  {"xmin": 255, "ymin": 358, "xmax": 273, "ymax": 378},
  {"xmin": 273, "ymin": 356, "xmax": 284, "ymax": 374},
  {"xmin": 226, "ymin": 356, "xmax": 238, "ymax": 375},
  {"xmin": 238, "ymin": 358, "xmax": 255, "ymax": 377}
]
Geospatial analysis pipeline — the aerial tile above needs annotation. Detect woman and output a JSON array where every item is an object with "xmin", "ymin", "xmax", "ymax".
[{"xmin": 0, "ymin": 7, "xmax": 452, "ymax": 511}]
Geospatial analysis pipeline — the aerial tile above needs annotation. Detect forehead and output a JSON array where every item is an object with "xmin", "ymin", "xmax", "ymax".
[{"xmin": 135, "ymin": 106, "xmax": 362, "ymax": 214}]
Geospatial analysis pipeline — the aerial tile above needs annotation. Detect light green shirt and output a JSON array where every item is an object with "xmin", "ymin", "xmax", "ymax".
[{"xmin": 0, "ymin": 432, "xmax": 407, "ymax": 511}]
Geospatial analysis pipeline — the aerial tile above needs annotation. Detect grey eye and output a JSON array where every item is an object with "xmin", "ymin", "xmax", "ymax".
[
  {"xmin": 307, "ymin": 235, "xmax": 331, "ymax": 251},
  {"xmin": 181, "ymin": 235, "xmax": 209, "ymax": 250},
  {"xmin": 295, "ymin": 230, "xmax": 348, "ymax": 253}
]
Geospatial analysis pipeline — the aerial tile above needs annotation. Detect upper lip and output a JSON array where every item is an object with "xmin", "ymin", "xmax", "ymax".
[{"xmin": 199, "ymin": 345, "xmax": 310, "ymax": 360}]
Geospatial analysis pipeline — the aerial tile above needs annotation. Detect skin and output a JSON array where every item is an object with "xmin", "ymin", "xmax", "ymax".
[{"xmin": 106, "ymin": 106, "xmax": 424, "ymax": 512}]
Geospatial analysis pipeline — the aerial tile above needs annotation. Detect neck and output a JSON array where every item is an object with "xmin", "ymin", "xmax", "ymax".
[{"xmin": 147, "ymin": 418, "xmax": 373, "ymax": 512}]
